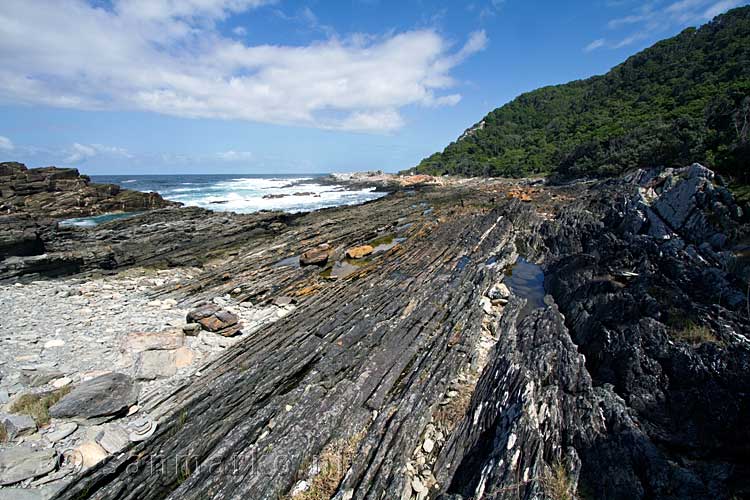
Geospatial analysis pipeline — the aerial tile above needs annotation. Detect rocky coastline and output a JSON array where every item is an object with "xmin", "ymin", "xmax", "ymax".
[{"xmin": 1, "ymin": 162, "xmax": 749, "ymax": 499}]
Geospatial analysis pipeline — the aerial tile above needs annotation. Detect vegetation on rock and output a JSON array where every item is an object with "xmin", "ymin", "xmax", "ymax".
[
  {"xmin": 412, "ymin": 7, "xmax": 750, "ymax": 181},
  {"xmin": 10, "ymin": 386, "xmax": 72, "ymax": 426}
]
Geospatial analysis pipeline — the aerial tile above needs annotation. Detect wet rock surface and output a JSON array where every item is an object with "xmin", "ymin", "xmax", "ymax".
[{"xmin": 0, "ymin": 163, "xmax": 748, "ymax": 499}]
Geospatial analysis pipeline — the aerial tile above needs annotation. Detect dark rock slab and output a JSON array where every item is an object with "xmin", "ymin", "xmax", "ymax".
[{"xmin": 49, "ymin": 373, "xmax": 137, "ymax": 420}]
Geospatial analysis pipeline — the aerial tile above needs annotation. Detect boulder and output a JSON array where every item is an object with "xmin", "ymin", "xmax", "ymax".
[
  {"xmin": 300, "ymin": 245, "xmax": 330, "ymax": 266},
  {"xmin": 0, "ymin": 446, "xmax": 56, "ymax": 485},
  {"xmin": 134, "ymin": 350, "xmax": 178, "ymax": 381},
  {"xmin": 488, "ymin": 283, "xmax": 511, "ymax": 300},
  {"xmin": 188, "ymin": 306, "xmax": 241, "ymax": 336},
  {"xmin": 173, "ymin": 347, "xmax": 195, "ymax": 368},
  {"xmin": 345, "ymin": 245, "xmax": 374, "ymax": 259},
  {"xmin": 49, "ymin": 373, "xmax": 138, "ymax": 420},
  {"xmin": 97, "ymin": 424, "xmax": 130, "ymax": 454},
  {"xmin": 186, "ymin": 303, "xmax": 220, "ymax": 323},
  {"xmin": 182, "ymin": 323, "xmax": 201, "ymax": 336}
]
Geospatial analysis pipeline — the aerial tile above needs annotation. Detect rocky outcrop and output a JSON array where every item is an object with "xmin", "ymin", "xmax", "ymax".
[
  {"xmin": 0, "ymin": 162, "xmax": 179, "ymax": 221},
  {"xmin": 0, "ymin": 162, "xmax": 179, "ymax": 269},
  {"xmin": 0, "ymin": 164, "xmax": 746, "ymax": 499}
]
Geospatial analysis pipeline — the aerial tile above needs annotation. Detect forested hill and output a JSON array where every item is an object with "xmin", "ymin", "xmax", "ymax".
[{"xmin": 412, "ymin": 6, "xmax": 750, "ymax": 181}]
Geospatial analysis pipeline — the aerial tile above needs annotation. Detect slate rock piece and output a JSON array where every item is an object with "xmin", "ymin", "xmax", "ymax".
[
  {"xmin": 0, "ymin": 446, "xmax": 56, "ymax": 485},
  {"xmin": 121, "ymin": 330, "xmax": 184, "ymax": 353},
  {"xmin": 134, "ymin": 350, "xmax": 177, "ymax": 381},
  {"xmin": 300, "ymin": 245, "xmax": 330, "ymax": 266},
  {"xmin": 19, "ymin": 369, "xmax": 64, "ymax": 388},
  {"xmin": 49, "ymin": 373, "xmax": 137, "ymax": 420},
  {"xmin": 0, "ymin": 413, "xmax": 36, "ymax": 440}
]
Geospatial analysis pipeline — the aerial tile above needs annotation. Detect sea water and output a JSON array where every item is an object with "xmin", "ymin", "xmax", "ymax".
[{"xmin": 90, "ymin": 174, "xmax": 386, "ymax": 214}]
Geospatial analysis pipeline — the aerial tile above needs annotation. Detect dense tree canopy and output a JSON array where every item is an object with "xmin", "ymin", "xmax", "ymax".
[{"xmin": 412, "ymin": 6, "xmax": 750, "ymax": 181}]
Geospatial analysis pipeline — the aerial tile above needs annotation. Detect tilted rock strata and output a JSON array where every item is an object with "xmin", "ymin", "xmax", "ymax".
[{"xmin": 0, "ymin": 164, "xmax": 746, "ymax": 499}]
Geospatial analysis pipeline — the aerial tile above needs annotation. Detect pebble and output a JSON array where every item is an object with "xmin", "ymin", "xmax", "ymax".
[
  {"xmin": 50, "ymin": 377, "xmax": 72, "ymax": 389},
  {"xmin": 422, "ymin": 438, "xmax": 435, "ymax": 454},
  {"xmin": 411, "ymin": 476, "xmax": 427, "ymax": 494},
  {"xmin": 44, "ymin": 422, "xmax": 78, "ymax": 443}
]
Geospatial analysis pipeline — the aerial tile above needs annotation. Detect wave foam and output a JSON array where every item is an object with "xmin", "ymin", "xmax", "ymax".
[{"xmin": 165, "ymin": 177, "xmax": 384, "ymax": 213}]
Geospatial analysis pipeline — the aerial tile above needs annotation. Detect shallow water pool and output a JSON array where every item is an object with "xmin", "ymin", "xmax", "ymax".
[
  {"xmin": 59, "ymin": 212, "xmax": 141, "ymax": 228},
  {"xmin": 506, "ymin": 257, "xmax": 546, "ymax": 319}
]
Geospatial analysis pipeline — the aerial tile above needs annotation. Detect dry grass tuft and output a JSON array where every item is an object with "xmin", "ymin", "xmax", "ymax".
[
  {"xmin": 542, "ymin": 460, "xmax": 576, "ymax": 500},
  {"xmin": 0, "ymin": 422, "xmax": 7, "ymax": 443},
  {"xmin": 10, "ymin": 386, "xmax": 72, "ymax": 426},
  {"xmin": 289, "ymin": 432, "xmax": 365, "ymax": 500},
  {"xmin": 671, "ymin": 321, "xmax": 720, "ymax": 345}
]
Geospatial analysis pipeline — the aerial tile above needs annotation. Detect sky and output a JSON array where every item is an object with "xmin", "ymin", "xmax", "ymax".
[{"xmin": 0, "ymin": 0, "xmax": 747, "ymax": 175}]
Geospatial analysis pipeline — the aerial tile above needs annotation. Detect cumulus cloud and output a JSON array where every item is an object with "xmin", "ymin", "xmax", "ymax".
[
  {"xmin": 0, "ymin": 135, "xmax": 13, "ymax": 151},
  {"xmin": 64, "ymin": 143, "xmax": 97, "ymax": 164},
  {"xmin": 63, "ymin": 142, "xmax": 132, "ymax": 164},
  {"xmin": 0, "ymin": 0, "xmax": 487, "ymax": 132},
  {"xmin": 589, "ymin": 0, "xmax": 745, "ymax": 51}
]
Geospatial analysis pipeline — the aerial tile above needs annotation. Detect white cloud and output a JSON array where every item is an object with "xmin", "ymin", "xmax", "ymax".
[
  {"xmin": 593, "ymin": 0, "xmax": 746, "ymax": 51},
  {"xmin": 704, "ymin": 0, "xmax": 743, "ymax": 18},
  {"xmin": 63, "ymin": 142, "xmax": 132, "ymax": 164},
  {"xmin": 64, "ymin": 143, "xmax": 97, "ymax": 164},
  {"xmin": 217, "ymin": 150, "xmax": 253, "ymax": 161},
  {"xmin": 0, "ymin": 0, "xmax": 486, "ymax": 132},
  {"xmin": 0, "ymin": 135, "xmax": 13, "ymax": 151},
  {"xmin": 584, "ymin": 38, "xmax": 606, "ymax": 52}
]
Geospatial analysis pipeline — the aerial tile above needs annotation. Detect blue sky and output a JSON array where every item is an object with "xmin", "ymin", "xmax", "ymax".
[{"xmin": 0, "ymin": 0, "xmax": 747, "ymax": 174}]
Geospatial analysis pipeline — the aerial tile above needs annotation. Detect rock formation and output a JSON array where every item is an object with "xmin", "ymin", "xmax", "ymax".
[
  {"xmin": 0, "ymin": 162, "xmax": 180, "ymax": 268},
  {"xmin": 0, "ymin": 163, "xmax": 748, "ymax": 499}
]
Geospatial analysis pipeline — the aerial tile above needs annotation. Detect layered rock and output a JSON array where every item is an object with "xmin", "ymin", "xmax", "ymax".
[
  {"xmin": 0, "ymin": 162, "xmax": 179, "ymax": 221},
  {"xmin": 0, "ymin": 162, "xmax": 180, "ymax": 269},
  {"xmin": 0, "ymin": 163, "xmax": 746, "ymax": 499}
]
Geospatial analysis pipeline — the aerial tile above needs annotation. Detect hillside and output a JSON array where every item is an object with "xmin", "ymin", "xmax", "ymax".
[{"xmin": 412, "ymin": 6, "xmax": 750, "ymax": 180}]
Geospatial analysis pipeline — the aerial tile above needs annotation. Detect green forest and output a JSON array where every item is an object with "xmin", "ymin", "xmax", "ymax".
[{"xmin": 412, "ymin": 6, "xmax": 750, "ymax": 182}]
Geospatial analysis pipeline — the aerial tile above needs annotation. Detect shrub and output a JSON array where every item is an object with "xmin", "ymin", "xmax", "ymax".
[{"xmin": 542, "ymin": 460, "xmax": 576, "ymax": 500}]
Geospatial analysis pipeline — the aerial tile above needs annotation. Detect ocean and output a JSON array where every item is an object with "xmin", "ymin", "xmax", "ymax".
[{"xmin": 90, "ymin": 174, "xmax": 387, "ymax": 214}]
